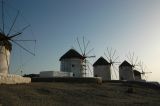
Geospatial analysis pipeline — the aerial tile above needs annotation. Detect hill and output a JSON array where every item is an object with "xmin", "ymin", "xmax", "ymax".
[{"xmin": 0, "ymin": 82, "xmax": 160, "ymax": 106}]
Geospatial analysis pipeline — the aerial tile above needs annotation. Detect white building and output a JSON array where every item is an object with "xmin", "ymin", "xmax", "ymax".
[
  {"xmin": 93, "ymin": 57, "xmax": 111, "ymax": 81},
  {"xmin": 40, "ymin": 71, "xmax": 73, "ymax": 78},
  {"xmin": 0, "ymin": 33, "xmax": 12, "ymax": 75},
  {"xmin": 119, "ymin": 60, "xmax": 134, "ymax": 81},
  {"xmin": 59, "ymin": 49, "xmax": 84, "ymax": 77}
]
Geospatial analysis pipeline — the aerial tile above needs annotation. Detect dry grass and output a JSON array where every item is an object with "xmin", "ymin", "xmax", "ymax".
[{"xmin": 0, "ymin": 82, "xmax": 160, "ymax": 106}]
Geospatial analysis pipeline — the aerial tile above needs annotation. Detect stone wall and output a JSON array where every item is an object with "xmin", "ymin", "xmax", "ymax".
[
  {"xmin": 32, "ymin": 77, "xmax": 102, "ymax": 84},
  {"xmin": 0, "ymin": 74, "xmax": 31, "ymax": 84}
]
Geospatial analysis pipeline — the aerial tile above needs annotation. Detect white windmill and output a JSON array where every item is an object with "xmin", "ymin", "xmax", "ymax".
[
  {"xmin": 93, "ymin": 56, "xmax": 111, "ymax": 80},
  {"xmin": 104, "ymin": 47, "xmax": 120, "ymax": 80},
  {"xmin": 76, "ymin": 36, "xmax": 95, "ymax": 77},
  {"xmin": 0, "ymin": 0, "xmax": 36, "ymax": 75},
  {"xmin": 125, "ymin": 52, "xmax": 150, "ymax": 81}
]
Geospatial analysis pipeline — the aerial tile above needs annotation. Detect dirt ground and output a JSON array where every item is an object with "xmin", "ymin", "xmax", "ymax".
[{"xmin": 0, "ymin": 82, "xmax": 160, "ymax": 106}]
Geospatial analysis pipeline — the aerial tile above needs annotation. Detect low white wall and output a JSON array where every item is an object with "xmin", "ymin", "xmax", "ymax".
[
  {"xmin": 0, "ymin": 74, "xmax": 31, "ymax": 84},
  {"xmin": 40, "ymin": 71, "xmax": 73, "ymax": 78}
]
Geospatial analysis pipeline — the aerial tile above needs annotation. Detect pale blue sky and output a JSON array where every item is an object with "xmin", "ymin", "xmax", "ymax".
[{"xmin": 2, "ymin": 0, "xmax": 160, "ymax": 82}]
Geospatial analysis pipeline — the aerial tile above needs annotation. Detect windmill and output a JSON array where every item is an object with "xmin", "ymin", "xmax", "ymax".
[
  {"xmin": 0, "ymin": 0, "xmax": 36, "ymax": 75},
  {"xmin": 125, "ymin": 52, "xmax": 139, "ymax": 80},
  {"xmin": 104, "ymin": 47, "xmax": 120, "ymax": 79},
  {"xmin": 138, "ymin": 61, "xmax": 152, "ymax": 81},
  {"xmin": 76, "ymin": 36, "xmax": 95, "ymax": 77}
]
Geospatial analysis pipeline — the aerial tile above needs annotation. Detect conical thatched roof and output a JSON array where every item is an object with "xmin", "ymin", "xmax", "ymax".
[
  {"xmin": 93, "ymin": 57, "xmax": 110, "ymax": 66},
  {"xmin": 59, "ymin": 49, "xmax": 84, "ymax": 61},
  {"xmin": 0, "ymin": 33, "xmax": 12, "ymax": 51},
  {"xmin": 119, "ymin": 60, "xmax": 132, "ymax": 67},
  {"xmin": 133, "ymin": 70, "xmax": 141, "ymax": 76}
]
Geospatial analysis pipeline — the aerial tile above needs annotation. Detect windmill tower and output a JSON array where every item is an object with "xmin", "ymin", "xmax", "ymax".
[
  {"xmin": 119, "ymin": 60, "xmax": 134, "ymax": 80},
  {"xmin": 93, "ymin": 56, "xmax": 111, "ymax": 80},
  {"xmin": 76, "ymin": 37, "xmax": 95, "ymax": 77},
  {"xmin": 0, "ymin": 33, "xmax": 12, "ymax": 74},
  {"xmin": 59, "ymin": 49, "xmax": 84, "ymax": 77},
  {"xmin": 119, "ymin": 52, "xmax": 142, "ymax": 81},
  {"xmin": 0, "ymin": 0, "xmax": 36, "ymax": 75},
  {"xmin": 104, "ymin": 48, "xmax": 120, "ymax": 80}
]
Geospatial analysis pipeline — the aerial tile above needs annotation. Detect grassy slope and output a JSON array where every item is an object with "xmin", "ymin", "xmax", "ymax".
[{"xmin": 0, "ymin": 82, "xmax": 160, "ymax": 106}]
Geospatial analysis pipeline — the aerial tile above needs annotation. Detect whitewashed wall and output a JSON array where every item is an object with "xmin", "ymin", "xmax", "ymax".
[
  {"xmin": 0, "ymin": 73, "xmax": 31, "ymax": 84},
  {"xmin": 60, "ymin": 59, "xmax": 84, "ymax": 77},
  {"xmin": 93, "ymin": 65, "xmax": 111, "ymax": 80},
  {"xmin": 0, "ymin": 46, "xmax": 10, "ymax": 75},
  {"xmin": 119, "ymin": 66, "xmax": 134, "ymax": 80},
  {"xmin": 40, "ymin": 71, "xmax": 73, "ymax": 78}
]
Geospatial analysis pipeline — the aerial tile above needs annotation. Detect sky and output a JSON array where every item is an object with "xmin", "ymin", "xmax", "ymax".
[{"xmin": 1, "ymin": 0, "xmax": 160, "ymax": 82}]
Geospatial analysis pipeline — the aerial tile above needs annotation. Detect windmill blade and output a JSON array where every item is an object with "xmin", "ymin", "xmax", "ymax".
[
  {"xmin": 9, "ymin": 32, "xmax": 22, "ymax": 39},
  {"xmin": 111, "ymin": 49, "xmax": 116, "ymax": 60},
  {"xmin": 11, "ymin": 40, "xmax": 35, "ymax": 56},
  {"xmin": 76, "ymin": 37, "xmax": 83, "ymax": 55},
  {"xmin": 139, "ymin": 61, "xmax": 145, "ymax": 74},
  {"xmin": 131, "ymin": 52, "xmax": 134, "ymax": 64},
  {"xmin": 144, "ymin": 72, "xmax": 152, "ymax": 74},
  {"xmin": 104, "ymin": 52, "xmax": 110, "ymax": 62},
  {"xmin": 12, "ymin": 40, "xmax": 36, "ymax": 54},
  {"xmin": 86, "ymin": 48, "xmax": 94, "ymax": 56},
  {"xmin": 109, "ymin": 48, "xmax": 112, "ymax": 58},
  {"xmin": 138, "ymin": 61, "xmax": 152, "ymax": 81},
  {"xmin": 19, "ymin": 24, "xmax": 31, "ymax": 33},
  {"xmin": 82, "ymin": 36, "xmax": 86, "ymax": 55},
  {"xmin": 112, "ymin": 56, "xmax": 119, "ymax": 63},
  {"xmin": 83, "ymin": 59, "xmax": 87, "ymax": 77},
  {"xmin": 87, "ymin": 64, "xmax": 93, "ymax": 75},
  {"xmin": 9, "ymin": 25, "xmax": 31, "ymax": 39},
  {"xmin": 7, "ymin": 10, "xmax": 20, "ymax": 36},
  {"xmin": 84, "ymin": 40, "xmax": 90, "ymax": 56},
  {"xmin": 112, "ymin": 64, "xmax": 118, "ymax": 79},
  {"xmin": 110, "ymin": 69, "xmax": 113, "ymax": 79},
  {"xmin": 2, "ymin": 0, "xmax": 5, "ymax": 33},
  {"xmin": 127, "ymin": 52, "xmax": 132, "ymax": 64},
  {"xmin": 0, "ymin": 27, "xmax": 3, "ymax": 33},
  {"xmin": 126, "ymin": 54, "xmax": 130, "ymax": 62},
  {"xmin": 143, "ymin": 74, "xmax": 148, "ymax": 80},
  {"xmin": 107, "ymin": 48, "xmax": 112, "ymax": 62},
  {"xmin": 13, "ymin": 39, "xmax": 36, "ymax": 42},
  {"xmin": 87, "ymin": 55, "xmax": 96, "ymax": 58},
  {"xmin": 128, "ymin": 52, "xmax": 131, "ymax": 63},
  {"xmin": 126, "ymin": 52, "xmax": 139, "ymax": 68},
  {"xmin": 86, "ymin": 60, "xmax": 94, "ymax": 76},
  {"xmin": 135, "ymin": 56, "xmax": 138, "ymax": 64}
]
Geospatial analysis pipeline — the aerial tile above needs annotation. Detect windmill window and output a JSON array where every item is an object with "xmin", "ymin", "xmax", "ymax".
[
  {"xmin": 120, "ymin": 77, "xmax": 124, "ymax": 80},
  {"xmin": 72, "ymin": 64, "xmax": 75, "ymax": 67},
  {"xmin": 95, "ymin": 75, "xmax": 98, "ymax": 77}
]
